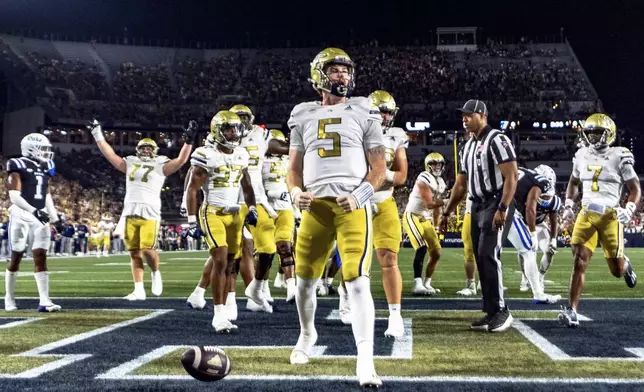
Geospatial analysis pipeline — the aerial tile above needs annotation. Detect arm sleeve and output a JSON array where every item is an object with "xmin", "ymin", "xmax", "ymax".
[
  {"xmin": 45, "ymin": 194, "xmax": 59, "ymax": 221},
  {"xmin": 490, "ymin": 134, "xmax": 517, "ymax": 164},
  {"xmin": 8, "ymin": 190, "xmax": 36, "ymax": 213}
]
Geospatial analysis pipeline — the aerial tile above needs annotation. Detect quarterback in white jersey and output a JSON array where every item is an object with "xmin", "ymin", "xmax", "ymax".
[
  {"xmin": 230, "ymin": 105, "xmax": 289, "ymax": 313},
  {"xmin": 185, "ymin": 111, "xmax": 257, "ymax": 333},
  {"xmin": 89, "ymin": 119, "xmax": 195, "ymax": 301},
  {"xmin": 262, "ymin": 130, "xmax": 297, "ymax": 303},
  {"xmin": 286, "ymin": 48, "xmax": 386, "ymax": 387},
  {"xmin": 559, "ymin": 113, "xmax": 640, "ymax": 328},
  {"xmin": 403, "ymin": 153, "xmax": 446, "ymax": 296}
]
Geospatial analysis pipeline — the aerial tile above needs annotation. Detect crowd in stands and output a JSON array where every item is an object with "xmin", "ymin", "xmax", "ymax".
[{"xmin": 0, "ymin": 37, "xmax": 597, "ymax": 127}]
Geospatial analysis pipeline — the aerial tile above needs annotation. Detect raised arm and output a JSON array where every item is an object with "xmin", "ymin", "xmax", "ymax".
[
  {"xmin": 163, "ymin": 120, "xmax": 198, "ymax": 176},
  {"xmin": 87, "ymin": 120, "xmax": 126, "ymax": 173}
]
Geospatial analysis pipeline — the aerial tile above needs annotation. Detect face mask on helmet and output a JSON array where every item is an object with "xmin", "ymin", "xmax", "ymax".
[
  {"xmin": 322, "ymin": 63, "xmax": 355, "ymax": 97},
  {"xmin": 217, "ymin": 123, "xmax": 243, "ymax": 149},
  {"xmin": 582, "ymin": 129, "xmax": 608, "ymax": 149},
  {"xmin": 21, "ymin": 135, "xmax": 54, "ymax": 163},
  {"xmin": 237, "ymin": 113, "xmax": 252, "ymax": 133},
  {"xmin": 136, "ymin": 144, "xmax": 156, "ymax": 161}
]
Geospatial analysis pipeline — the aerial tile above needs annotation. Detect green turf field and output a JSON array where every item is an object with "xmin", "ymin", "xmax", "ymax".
[{"xmin": 1, "ymin": 247, "xmax": 641, "ymax": 299}]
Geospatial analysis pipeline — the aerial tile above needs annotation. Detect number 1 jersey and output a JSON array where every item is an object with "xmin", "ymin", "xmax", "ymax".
[
  {"xmin": 6, "ymin": 157, "xmax": 54, "ymax": 212},
  {"xmin": 122, "ymin": 155, "xmax": 170, "ymax": 220},
  {"xmin": 287, "ymin": 96, "xmax": 384, "ymax": 198}
]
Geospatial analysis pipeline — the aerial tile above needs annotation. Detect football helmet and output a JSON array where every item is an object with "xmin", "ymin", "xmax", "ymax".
[
  {"xmin": 269, "ymin": 129, "xmax": 286, "ymax": 142},
  {"xmin": 368, "ymin": 90, "xmax": 399, "ymax": 130},
  {"xmin": 101, "ymin": 213, "xmax": 112, "ymax": 222},
  {"xmin": 210, "ymin": 111, "xmax": 243, "ymax": 150},
  {"xmin": 309, "ymin": 47, "xmax": 355, "ymax": 97},
  {"xmin": 580, "ymin": 113, "xmax": 616, "ymax": 150},
  {"xmin": 534, "ymin": 164, "xmax": 557, "ymax": 197},
  {"xmin": 425, "ymin": 152, "xmax": 445, "ymax": 177},
  {"xmin": 21, "ymin": 133, "xmax": 54, "ymax": 163},
  {"xmin": 136, "ymin": 138, "xmax": 158, "ymax": 161},
  {"xmin": 229, "ymin": 104, "xmax": 255, "ymax": 134},
  {"xmin": 205, "ymin": 133, "xmax": 216, "ymax": 147}
]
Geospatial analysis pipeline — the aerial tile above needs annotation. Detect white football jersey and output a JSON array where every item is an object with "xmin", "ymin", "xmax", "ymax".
[
  {"xmin": 122, "ymin": 155, "xmax": 170, "ymax": 220},
  {"xmin": 465, "ymin": 198, "xmax": 472, "ymax": 214},
  {"xmin": 288, "ymin": 96, "xmax": 384, "ymax": 198},
  {"xmin": 98, "ymin": 220, "xmax": 114, "ymax": 236},
  {"xmin": 262, "ymin": 155, "xmax": 291, "ymax": 210},
  {"xmin": 572, "ymin": 146, "xmax": 637, "ymax": 208},
  {"xmin": 238, "ymin": 125, "xmax": 271, "ymax": 204},
  {"xmin": 371, "ymin": 127, "xmax": 409, "ymax": 204},
  {"xmin": 405, "ymin": 171, "xmax": 447, "ymax": 217},
  {"xmin": 191, "ymin": 145, "xmax": 250, "ymax": 208}
]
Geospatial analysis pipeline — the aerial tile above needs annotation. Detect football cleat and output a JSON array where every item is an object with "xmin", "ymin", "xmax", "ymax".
[
  {"xmin": 317, "ymin": 281, "xmax": 329, "ymax": 297},
  {"xmin": 4, "ymin": 297, "xmax": 17, "ymax": 312},
  {"xmin": 274, "ymin": 273, "xmax": 287, "ymax": 289},
  {"xmin": 424, "ymin": 285, "xmax": 440, "ymax": 296},
  {"xmin": 338, "ymin": 284, "xmax": 352, "ymax": 324},
  {"xmin": 186, "ymin": 293, "xmax": 207, "ymax": 310},
  {"xmin": 290, "ymin": 329, "xmax": 318, "ymax": 365},
  {"xmin": 533, "ymin": 294, "xmax": 562, "ymax": 305},
  {"xmin": 246, "ymin": 298, "xmax": 273, "ymax": 313},
  {"xmin": 519, "ymin": 275, "xmax": 530, "ymax": 292},
  {"xmin": 412, "ymin": 280, "xmax": 431, "ymax": 296},
  {"xmin": 456, "ymin": 287, "xmax": 477, "ymax": 296},
  {"xmin": 357, "ymin": 358, "xmax": 382, "ymax": 388},
  {"xmin": 286, "ymin": 281, "xmax": 296, "ymax": 304},
  {"xmin": 624, "ymin": 257, "xmax": 637, "ymax": 288},
  {"xmin": 225, "ymin": 302, "xmax": 238, "ymax": 321},
  {"xmin": 488, "ymin": 307, "xmax": 513, "ymax": 333},
  {"xmin": 471, "ymin": 315, "xmax": 490, "ymax": 331},
  {"xmin": 38, "ymin": 303, "xmax": 62, "ymax": 312},
  {"xmin": 558, "ymin": 306, "xmax": 579, "ymax": 328},
  {"xmin": 151, "ymin": 271, "xmax": 163, "ymax": 296},
  {"xmin": 212, "ymin": 315, "xmax": 238, "ymax": 334},
  {"xmin": 384, "ymin": 313, "xmax": 404, "ymax": 338},
  {"xmin": 262, "ymin": 281, "xmax": 274, "ymax": 303},
  {"xmin": 124, "ymin": 292, "xmax": 146, "ymax": 301}
]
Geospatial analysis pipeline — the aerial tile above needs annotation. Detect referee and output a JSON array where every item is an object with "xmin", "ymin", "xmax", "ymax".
[{"xmin": 440, "ymin": 99, "xmax": 518, "ymax": 332}]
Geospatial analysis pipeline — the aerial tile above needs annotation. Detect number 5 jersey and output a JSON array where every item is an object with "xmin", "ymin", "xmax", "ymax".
[{"xmin": 122, "ymin": 155, "xmax": 170, "ymax": 221}]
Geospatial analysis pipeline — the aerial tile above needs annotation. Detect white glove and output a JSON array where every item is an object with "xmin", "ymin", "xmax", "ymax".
[
  {"xmin": 180, "ymin": 202, "xmax": 188, "ymax": 217},
  {"xmin": 530, "ymin": 231, "xmax": 538, "ymax": 251},
  {"xmin": 370, "ymin": 201, "xmax": 379, "ymax": 216},
  {"xmin": 291, "ymin": 187, "xmax": 314, "ymax": 211},
  {"xmin": 562, "ymin": 199, "xmax": 575, "ymax": 222},
  {"xmin": 87, "ymin": 119, "xmax": 105, "ymax": 142},
  {"xmin": 616, "ymin": 202, "xmax": 637, "ymax": 224},
  {"xmin": 548, "ymin": 237, "xmax": 558, "ymax": 254}
]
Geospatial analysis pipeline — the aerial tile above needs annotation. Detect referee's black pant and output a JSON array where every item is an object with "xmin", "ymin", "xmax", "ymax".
[{"xmin": 470, "ymin": 197, "xmax": 512, "ymax": 316}]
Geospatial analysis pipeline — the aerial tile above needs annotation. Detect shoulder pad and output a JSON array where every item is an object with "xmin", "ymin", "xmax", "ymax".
[
  {"xmin": 289, "ymin": 102, "xmax": 318, "ymax": 120},
  {"xmin": 235, "ymin": 146, "xmax": 251, "ymax": 159},
  {"xmin": 7, "ymin": 158, "xmax": 26, "ymax": 173},
  {"xmin": 386, "ymin": 127, "xmax": 408, "ymax": 139},
  {"xmin": 349, "ymin": 96, "xmax": 381, "ymax": 116},
  {"xmin": 190, "ymin": 147, "xmax": 212, "ymax": 167},
  {"xmin": 615, "ymin": 147, "xmax": 634, "ymax": 158},
  {"xmin": 417, "ymin": 171, "xmax": 433, "ymax": 185},
  {"xmin": 157, "ymin": 155, "xmax": 170, "ymax": 164}
]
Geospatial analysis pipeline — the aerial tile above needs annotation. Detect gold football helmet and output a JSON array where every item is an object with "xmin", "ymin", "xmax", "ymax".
[
  {"xmin": 210, "ymin": 111, "xmax": 243, "ymax": 150},
  {"xmin": 309, "ymin": 47, "xmax": 355, "ymax": 97},
  {"xmin": 368, "ymin": 90, "xmax": 399, "ymax": 129},
  {"xmin": 229, "ymin": 104, "xmax": 254, "ymax": 133},
  {"xmin": 136, "ymin": 138, "xmax": 158, "ymax": 161},
  {"xmin": 425, "ymin": 152, "xmax": 445, "ymax": 177},
  {"xmin": 269, "ymin": 129, "xmax": 286, "ymax": 142},
  {"xmin": 581, "ymin": 113, "xmax": 616, "ymax": 150},
  {"xmin": 101, "ymin": 213, "xmax": 112, "ymax": 222}
]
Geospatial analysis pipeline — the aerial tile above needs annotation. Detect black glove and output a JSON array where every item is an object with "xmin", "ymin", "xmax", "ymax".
[
  {"xmin": 188, "ymin": 221, "xmax": 202, "ymax": 238},
  {"xmin": 54, "ymin": 216, "xmax": 65, "ymax": 233},
  {"xmin": 184, "ymin": 120, "xmax": 198, "ymax": 145},
  {"xmin": 33, "ymin": 209, "xmax": 50, "ymax": 225},
  {"xmin": 245, "ymin": 207, "xmax": 258, "ymax": 227}
]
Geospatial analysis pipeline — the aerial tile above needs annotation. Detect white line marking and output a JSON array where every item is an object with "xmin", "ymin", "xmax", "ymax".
[
  {"xmin": 94, "ymin": 262, "xmax": 167, "ymax": 266},
  {"xmin": 0, "ymin": 309, "xmax": 173, "ymax": 378},
  {"xmin": 167, "ymin": 258, "xmax": 207, "ymax": 261},
  {"xmin": 0, "ymin": 271, "xmax": 68, "ymax": 277},
  {"xmin": 0, "ymin": 317, "xmax": 44, "ymax": 329}
]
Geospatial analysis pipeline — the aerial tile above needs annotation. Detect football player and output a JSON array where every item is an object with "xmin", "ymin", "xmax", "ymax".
[
  {"xmin": 185, "ymin": 111, "xmax": 257, "ymax": 333},
  {"xmin": 559, "ymin": 113, "xmax": 639, "ymax": 328},
  {"xmin": 504, "ymin": 166, "xmax": 561, "ymax": 304},
  {"xmin": 230, "ymin": 105, "xmax": 289, "ymax": 313},
  {"xmin": 89, "ymin": 119, "xmax": 196, "ymax": 300},
  {"xmin": 366, "ymin": 90, "xmax": 408, "ymax": 337},
  {"xmin": 403, "ymin": 153, "xmax": 446, "ymax": 295},
  {"xmin": 287, "ymin": 47, "xmax": 385, "ymax": 387},
  {"xmin": 4, "ymin": 133, "xmax": 64, "ymax": 312},
  {"xmin": 261, "ymin": 129, "xmax": 297, "ymax": 303},
  {"xmin": 97, "ymin": 213, "xmax": 114, "ymax": 257}
]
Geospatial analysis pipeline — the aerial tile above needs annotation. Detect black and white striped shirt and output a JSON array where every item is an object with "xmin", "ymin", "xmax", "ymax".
[{"xmin": 459, "ymin": 126, "xmax": 516, "ymax": 200}]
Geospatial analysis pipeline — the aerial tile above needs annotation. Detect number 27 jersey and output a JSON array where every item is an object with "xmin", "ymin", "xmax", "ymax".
[
  {"xmin": 572, "ymin": 146, "xmax": 637, "ymax": 208},
  {"xmin": 191, "ymin": 146, "xmax": 250, "ymax": 208}
]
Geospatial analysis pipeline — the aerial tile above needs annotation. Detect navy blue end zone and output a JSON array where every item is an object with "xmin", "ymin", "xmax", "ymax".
[{"xmin": 0, "ymin": 298, "xmax": 643, "ymax": 392}]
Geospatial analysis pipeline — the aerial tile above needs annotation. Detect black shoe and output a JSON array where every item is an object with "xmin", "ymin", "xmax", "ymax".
[
  {"xmin": 488, "ymin": 307, "xmax": 514, "ymax": 333},
  {"xmin": 624, "ymin": 258, "xmax": 637, "ymax": 288},
  {"xmin": 471, "ymin": 315, "xmax": 491, "ymax": 331}
]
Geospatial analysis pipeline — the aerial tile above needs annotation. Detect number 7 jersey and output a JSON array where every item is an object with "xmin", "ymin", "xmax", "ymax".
[
  {"xmin": 572, "ymin": 146, "xmax": 637, "ymax": 208},
  {"xmin": 122, "ymin": 155, "xmax": 170, "ymax": 220}
]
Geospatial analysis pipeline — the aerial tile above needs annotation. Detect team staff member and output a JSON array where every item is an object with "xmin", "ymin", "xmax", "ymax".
[{"xmin": 440, "ymin": 100, "xmax": 518, "ymax": 333}]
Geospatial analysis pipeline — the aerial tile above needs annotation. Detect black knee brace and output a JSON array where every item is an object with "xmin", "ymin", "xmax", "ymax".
[
  {"xmin": 277, "ymin": 243, "xmax": 295, "ymax": 268},
  {"xmin": 413, "ymin": 246, "xmax": 428, "ymax": 279}
]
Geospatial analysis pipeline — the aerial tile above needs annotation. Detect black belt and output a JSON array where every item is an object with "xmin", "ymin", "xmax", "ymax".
[{"xmin": 469, "ymin": 193, "xmax": 502, "ymax": 204}]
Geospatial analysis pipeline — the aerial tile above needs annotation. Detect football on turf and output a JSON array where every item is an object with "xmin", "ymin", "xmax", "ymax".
[{"xmin": 181, "ymin": 346, "xmax": 231, "ymax": 382}]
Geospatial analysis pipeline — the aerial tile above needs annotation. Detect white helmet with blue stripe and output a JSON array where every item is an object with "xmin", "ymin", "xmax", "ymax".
[
  {"xmin": 534, "ymin": 164, "xmax": 556, "ymax": 197},
  {"xmin": 21, "ymin": 133, "xmax": 54, "ymax": 163}
]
